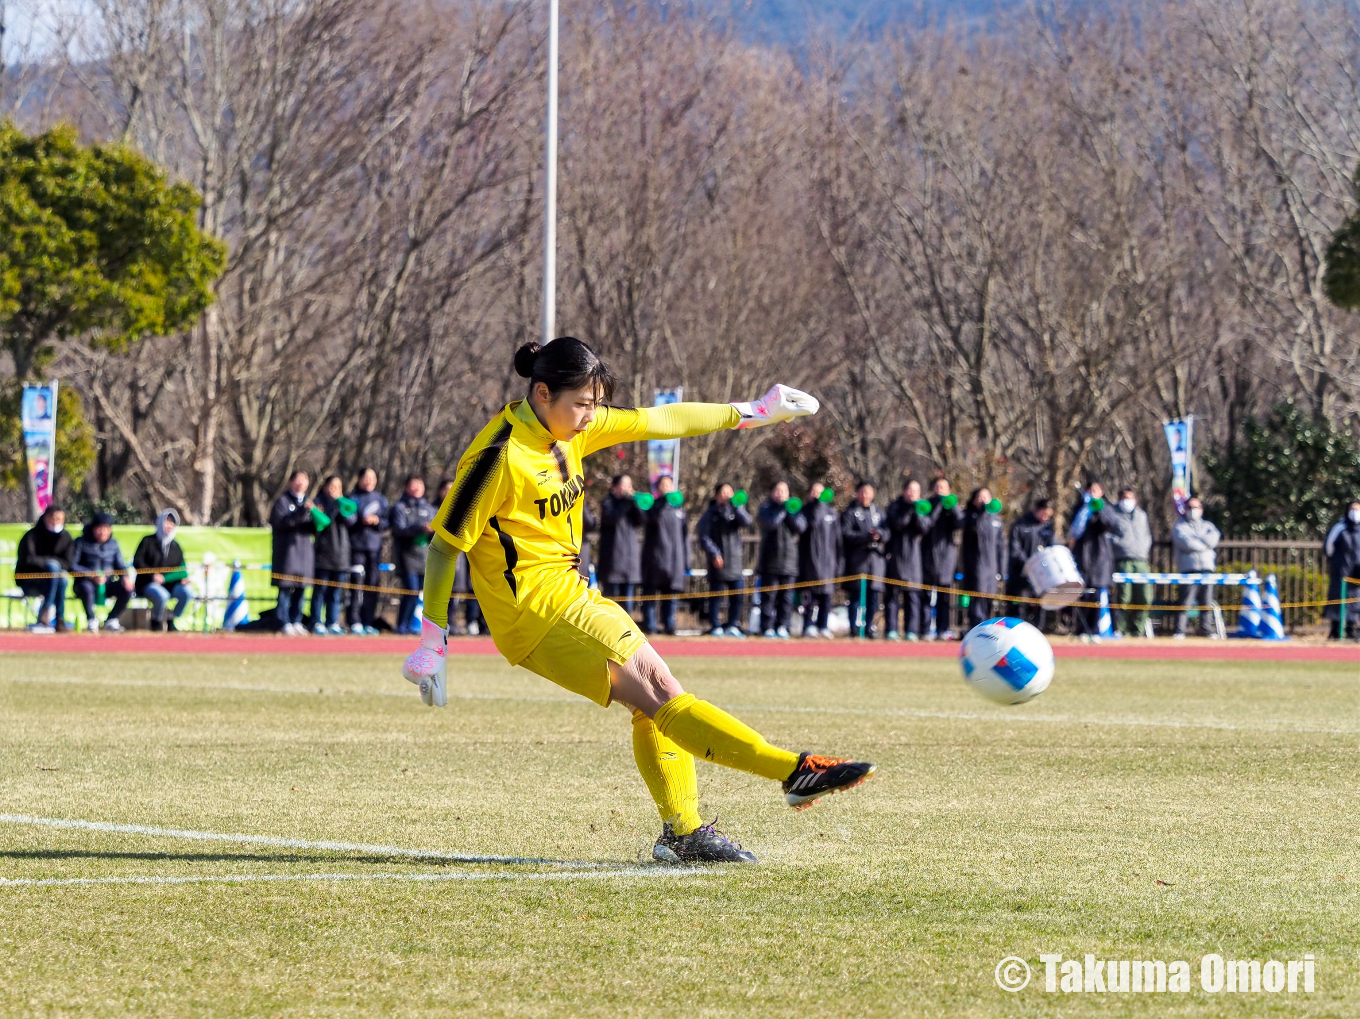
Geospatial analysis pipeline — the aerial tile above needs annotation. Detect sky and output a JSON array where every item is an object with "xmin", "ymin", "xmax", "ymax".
[{"xmin": 3, "ymin": 0, "xmax": 98, "ymax": 59}]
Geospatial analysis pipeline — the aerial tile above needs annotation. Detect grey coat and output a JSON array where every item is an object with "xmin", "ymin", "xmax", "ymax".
[
  {"xmin": 697, "ymin": 501, "xmax": 752, "ymax": 583},
  {"xmin": 961, "ymin": 507, "xmax": 1006, "ymax": 594},
  {"xmin": 1172, "ymin": 516, "xmax": 1220, "ymax": 572},
  {"xmin": 757, "ymin": 498, "xmax": 808, "ymax": 577},
  {"xmin": 598, "ymin": 494, "xmax": 644, "ymax": 585},
  {"xmin": 799, "ymin": 501, "xmax": 842, "ymax": 591},
  {"xmin": 270, "ymin": 491, "xmax": 316, "ymax": 588},
  {"xmin": 1110, "ymin": 505, "xmax": 1153, "ymax": 561},
  {"xmin": 642, "ymin": 500, "xmax": 689, "ymax": 591},
  {"xmin": 841, "ymin": 503, "xmax": 888, "ymax": 591}
]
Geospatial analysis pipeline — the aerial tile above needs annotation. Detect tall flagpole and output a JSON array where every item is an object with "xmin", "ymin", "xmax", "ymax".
[{"xmin": 541, "ymin": 0, "xmax": 559, "ymax": 344}]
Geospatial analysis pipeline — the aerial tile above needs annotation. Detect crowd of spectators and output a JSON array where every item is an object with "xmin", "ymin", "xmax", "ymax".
[{"xmin": 12, "ymin": 473, "xmax": 1359, "ymax": 640}]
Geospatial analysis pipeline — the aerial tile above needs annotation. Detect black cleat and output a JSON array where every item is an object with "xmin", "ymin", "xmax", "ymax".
[
  {"xmin": 782, "ymin": 752, "xmax": 876, "ymax": 810},
  {"xmin": 652, "ymin": 820, "xmax": 758, "ymax": 865}
]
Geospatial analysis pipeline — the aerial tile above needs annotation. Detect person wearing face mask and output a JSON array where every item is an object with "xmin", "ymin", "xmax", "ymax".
[
  {"xmin": 16, "ymin": 504, "xmax": 74, "ymax": 633},
  {"xmin": 133, "ymin": 509, "xmax": 191, "ymax": 631},
  {"xmin": 1324, "ymin": 500, "xmax": 1360, "ymax": 639},
  {"xmin": 1110, "ymin": 488, "xmax": 1154, "ymax": 638},
  {"xmin": 1171, "ymin": 497, "xmax": 1221, "ymax": 638},
  {"xmin": 270, "ymin": 470, "xmax": 318, "ymax": 636},
  {"xmin": 960, "ymin": 487, "xmax": 1007, "ymax": 628}
]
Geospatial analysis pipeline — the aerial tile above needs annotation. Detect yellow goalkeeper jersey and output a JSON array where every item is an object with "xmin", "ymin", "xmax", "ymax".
[{"xmin": 434, "ymin": 398, "xmax": 738, "ymax": 664}]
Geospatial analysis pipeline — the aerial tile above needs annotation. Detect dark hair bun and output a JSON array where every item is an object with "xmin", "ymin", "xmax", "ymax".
[{"xmin": 514, "ymin": 342, "xmax": 542, "ymax": 378}]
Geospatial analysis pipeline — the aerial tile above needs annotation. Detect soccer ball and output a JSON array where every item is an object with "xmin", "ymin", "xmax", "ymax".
[{"xmin": 958, "ymin": 617, "xmax": 1054, "ymax": 705}]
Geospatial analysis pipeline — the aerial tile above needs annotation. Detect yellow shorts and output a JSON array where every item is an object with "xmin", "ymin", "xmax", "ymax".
[{"xmin": 518, "ymin": 588, "xmax": 647, "ymax": 707}]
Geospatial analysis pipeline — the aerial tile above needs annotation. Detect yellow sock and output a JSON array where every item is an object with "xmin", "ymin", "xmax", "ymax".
[
  {"xmin": 631, "ymin": 709, "xmax": 702, "ymax": 835},
  {"xmin": 653, "ymin": 694, "xmax": 800, "ymax": 782}
]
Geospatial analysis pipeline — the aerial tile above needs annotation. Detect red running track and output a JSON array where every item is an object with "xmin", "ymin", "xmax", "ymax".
[{"xmin": 0, "ymin": 632, "xmax": 1356, "ymax": 662}]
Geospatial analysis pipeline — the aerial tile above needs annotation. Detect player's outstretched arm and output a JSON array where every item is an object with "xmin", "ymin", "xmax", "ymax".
[{"xmin": 582, "ymin": 385, "xmax": 819, "ymax": 453}]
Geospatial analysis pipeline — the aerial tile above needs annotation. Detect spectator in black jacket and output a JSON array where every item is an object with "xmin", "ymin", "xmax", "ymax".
[
  {"xmin": 270, "ymin": 470, "xmax": 317, "ymax": 635},
  {"xmin": 884, "ymin": 478, "xmax": 934, "ymax": 641},
  {"xmin": 598, "ymin": 475, "xmax": 644, "ymax": 614},
  {"xmin": 641, "ymin": 477, "xmax": 690, "ymax": 635},
  {"xmin": 923, "ymin": 477, "xmax": 965, "ymax": 639},
  {"xmin": 1068, "ymin": 481, "xmax": 1123, "ymax": 639},
  {"xmin": 346, "ymin": 468, "xmax": 388, "ymax": 634},
  {"xmin": 1325, "ymin": 500, "xmax": 1360, "ymax": 639},
  {"xmin": 133, "ymin": 509, "xmax": 191, "ymax": 631},
  {"xmin": 578, "ymin": 502, "xmax": 599, "ymax": 584},
  {"xmin": 841, "ymin": 480, "xmax": 888, "ymax": 637},
  {"xmin": 1006, "ymin": 499, "xmax": 1055, "ymax": 629},
  {"xmin": 72, "ymin": 512, "xmax": 135, "ymax": 632},
  {"xmin": 390, "ymin": 474, "xmax": 436, "ymax": 636},
  {"xmin": 756, "ymin": 481, "xmax": 808, "ymax": 638},
  {"xmin": 961, "ymin": 487, "xmax": 1007, "ymax": 627},
  {"xmin": 310, "ymin": 475, "xmax": 357, "ymax": 635},
  {"xmin": 799, "ymin": 482, "xmax": 841, "ymax": 638},
  {"xmin": 17, "ymin": 504, "xmax": 74, "ymax": 632},
  {"xmin": 698, "ymin": 483, "xmax": 752, "ymax": 637}
]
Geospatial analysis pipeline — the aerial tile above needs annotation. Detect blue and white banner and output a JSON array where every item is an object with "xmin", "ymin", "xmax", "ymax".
[
  {"xmin": 21, "ymin": 383, "xmax": 58, "ymax": 515},
  {"xmin": 1163, "ymin": 417, "xmax": 1193, "ymax": 515},
  {"xmin": 647, "ymin": 387, "xmax": 683, "ymax": 491}
]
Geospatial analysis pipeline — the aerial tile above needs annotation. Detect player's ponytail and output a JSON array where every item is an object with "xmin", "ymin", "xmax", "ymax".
[{"xmin": 515, "ymin": 336, "xmax": 617, "ymax": 402}]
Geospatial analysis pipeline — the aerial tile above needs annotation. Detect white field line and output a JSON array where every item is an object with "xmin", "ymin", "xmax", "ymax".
[
  {"xmin": 6, "ymin": 674, "xmax": 1355, "ymax": 735},
  {"xmin": 0, "ymin": 867, "xmax": 702, "ymax": 889},
  {"xmin": 0, "ymin": 814, "xmax": 619, "ymax": 869}
]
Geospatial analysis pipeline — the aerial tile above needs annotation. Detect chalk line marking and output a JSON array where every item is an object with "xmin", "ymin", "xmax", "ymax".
[
  {"xmin": 0, "ymin": 815, "xmax": 623, "ymax": 869},
  {"xmin": 0, "ymin": 867, "xmax": 702, "ymax": 889},
  {"xmin": 6, "ymin": 675, "xmax": 580, "ymax": 704}
]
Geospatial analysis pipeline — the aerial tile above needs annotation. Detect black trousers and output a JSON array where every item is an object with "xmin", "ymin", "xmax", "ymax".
[
  {"xmin": 1005, "ymin": 575, "xmax": 1048, "ymax": 631},
  {"xmin": 759, "ymin": 575, "xmax": 795, "ymax": 632},
  {"xmin": 846, "ymin": 585, "xmax": 882, "ymax": 637},
  {"xmin": 885, "ymin": 586, "xmax": 927, "ymax": 636},
  {"xmin": 710, "ymin": 577, "xmax": 744, "ymax": 631},
  {"xmin": 967, "ymin": 594, "xmax": 994, "ymax": 629},
  {"xmin": 927, "ymin": 575, "xmax": 955, "ymax": 633},
  {"xmin": 804, "ymin": 589, "xmax": 832, "ymax": 630},
  {"xmin": 348, "ymin": 549, "xmax": 382, "ymax": 627},
  {"xmin": 74, "ymin": 577, "xmax": 131, "ymax": 622}
]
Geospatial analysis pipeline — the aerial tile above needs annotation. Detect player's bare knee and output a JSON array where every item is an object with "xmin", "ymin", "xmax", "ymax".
[{"xmin": 611, "ymin": 645, "xmax": 684, "ymax": 717}]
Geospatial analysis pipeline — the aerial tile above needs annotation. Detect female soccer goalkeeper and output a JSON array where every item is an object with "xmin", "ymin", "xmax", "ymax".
[{"xmin": 403, "ymin": 337, "xmax": 875, "ymax": 864}]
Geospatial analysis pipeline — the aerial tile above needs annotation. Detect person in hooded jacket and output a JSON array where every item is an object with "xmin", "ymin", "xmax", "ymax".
[
  {"xmin": 598, "ymin": 474, "xmax": 645, "ymax": 613},
  {"xmin": 310, "ymin": 474, "xmax": 358, "ymax": 635},
  {"xmin": 756, "ymin": 480, "xmax": 809, "ymax": 638},
  {"xmin": 270, "ymin": 470, "xmax": 317, "ymax": 635},
  {"xmin": 960, "ymin": 487, "xmax": 1006, "ymax": 627},
  {"xmin": 884, "ymin": 478, "xmax": 935, "ymax": 641},
  {"xmin": 841, "ymin": 480, "xmax": 888, "ymax": 637},
  {"xmin": 1068, "ymin": 481, "xmax": 1125, "ymax": 638},
  {"xmin": 697, "ymin": 483, "xmax": 752, "ymax": 637},
  {"xmin": 799, "ymin": 482, "xmax": 842, "ymax": 638},
  {"xmin": 71, "ymin": 511, "xmax": 135, "ymax": 632},
  {"xmin": 133, "ymin": 509, "xmax": 192, "ymax": 631},
  {"xmin": 391, "ymin": 474, "xmax": 437, "ymax": 635},
  {"xmin": 923, "ymin": 477, "xmax": 965, "ymax": 639},
  {"xmin": 1324, "ymin": 500, "xmax": 1360, "ymax": 639},
  {"xmin": 641, "ymin": 476, "xmax": 690, "ymax": 635},
  {"xmin": 16, "ymin": 504, "xmax": 74, "ymax": 632},
  {"xmin": 346, "ymin": 468, "xmax": 388, "ymax": 634},
  {"xmin": 1006, "ymin": 499, "xmax": 1055, "ymax": 629}
]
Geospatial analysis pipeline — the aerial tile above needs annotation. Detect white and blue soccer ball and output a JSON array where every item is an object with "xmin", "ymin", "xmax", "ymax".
[{"xmin": 959, "ymin": 617, "xmax": 1054, "ymax": 705}]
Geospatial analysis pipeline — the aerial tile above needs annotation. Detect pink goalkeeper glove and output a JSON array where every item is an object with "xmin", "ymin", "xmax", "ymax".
[
  {"xmin": 400, "ymin": 616, "xmax": 448, "ymax": 707},
  {"xmin": 732, "ymin": 384, "xmax": 820, "ymax": 429}
]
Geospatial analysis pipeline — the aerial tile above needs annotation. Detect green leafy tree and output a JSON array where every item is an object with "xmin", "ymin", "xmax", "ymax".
[
  {"xmin": 1203, "ymin": 402, "xmax": 1360, "ymax": 538},
  {"xmin": 0, "ymin": 122, "xmax": 226, "ymax": 518}
]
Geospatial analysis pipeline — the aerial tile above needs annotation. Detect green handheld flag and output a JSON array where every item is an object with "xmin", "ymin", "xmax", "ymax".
[
  {"xmin": 635, "ymin": 492, "xmax": 655, "ymax": 511},
  {"xmin": 665, "ymin": 490, "xmax": 684, "ymax": 507},
  {"xmin": 1090, "ymin": 497, "xmax": 1105, "ymax": 514},
  {"xmin": 731, "ymin": 490, "xmax": 749, "ymax": 507},
  {"xmin": 818, "ymin": 488, "xmax": 835, "ymax": 504},
  {"xmin": 310, "ymin": 505, "xmax": 332, "ymax": 531},
  {"xmin": 785, "ymin": 497, "xmax": 803, "ymax": 514},
  {"xmin": 337, "ymin": 497, "xmax": 358, "ymax": 517},
  {"xmin": 986, "ymin": 498, "xmax": 1003, "ymax": 515},
  {"xmin": 915, "ymin": 499, "xmax": 932, "ymax": 516},
  {"xmin": 942, "ymin": 494, "xmax": 959, "ymax": 510}
]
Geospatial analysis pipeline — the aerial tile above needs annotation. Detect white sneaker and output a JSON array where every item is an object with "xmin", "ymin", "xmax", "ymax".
[
  {"xmin": 27, "ymin": 623, "xmax": 55, "ymax": 634},
  {"xmin": 87, "ymin": 617, "xmax": 100, "ymax": 633},
  {"xmin": 329, "ymin": 623, "xmax": 347, "ymax": 635},
  {"xmin": 775, "ymin": 626, "xmax": 790, "ymax": 639},
  {"xmin": 467, "ymin": 621, "xmax": 480, "ymax": 636},
  {"xmin": 350, "ymin": 622, "xmax": 365, "ymax": 635},
  {"xmin": 726, "ymin": 626, "xmax": 745, "ymax": 639},
  {"xmin": 312, "ymin": 623, "xmax": 327, "ymax": 636},
  {"xmin": 103, "ymin": 618, "xmax": 123, "ymax": 633},
  {"xmin": 710, "ymin": 626, "xmax": 725, "ymax": 637},
  {"xmin": 762, "ymin": 629, "xmax": 777, "ymax": 639},
  {"xmin": 802, "ymin": 626, "xmax": 820, "ymax": 639},
  {"xmin": 886, "ymin": 630, "xmax": 900, "ymax": 641},
  {"xmin": 401, "ymin": 617, "xmax": 448, "ymax": 707}
]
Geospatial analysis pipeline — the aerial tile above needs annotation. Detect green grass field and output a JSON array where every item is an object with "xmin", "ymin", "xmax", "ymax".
[{"xmin": 0, "ymin": 650, "xmax": 1357, "ymax": 1017}]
